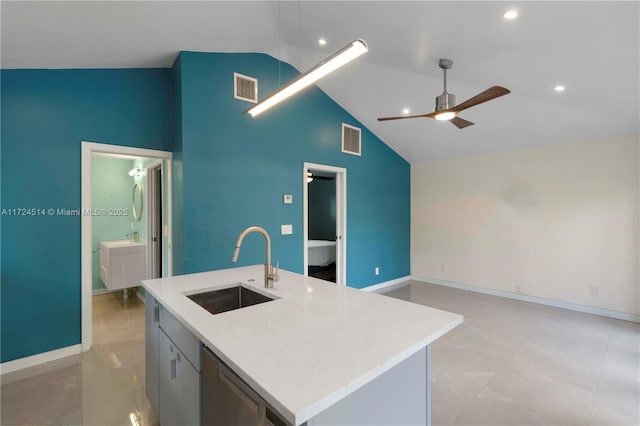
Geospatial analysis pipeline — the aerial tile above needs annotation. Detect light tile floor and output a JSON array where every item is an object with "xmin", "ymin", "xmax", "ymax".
[
  {"xmin": 385, "ymin": 282, "xmax": 640, "ymax": 426},
  {"xmin": 1, "ymin": 292, "xmax": 157, "ymax": 425},
  {"xmin": 1, "ymin": 283, "xmax": 638, "ymax": 426}
]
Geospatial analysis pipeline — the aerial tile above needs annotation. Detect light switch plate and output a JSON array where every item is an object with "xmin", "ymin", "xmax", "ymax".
[
  {"xmin": 283, "ymin": 194, "xmax": 293, "ymax": 204},
  {"xmin": 281, "ymin": 224, "xmax": 293, "ymax": 235}
]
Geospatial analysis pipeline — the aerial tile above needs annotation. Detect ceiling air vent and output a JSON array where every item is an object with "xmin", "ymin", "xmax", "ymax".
[
  {"xmin": 234, "ymin": 72, "xmax": 258, "ymax": 103},
  {"xmin": 342, "ymin": 123, "xmax": 361, "ymax": 156}
]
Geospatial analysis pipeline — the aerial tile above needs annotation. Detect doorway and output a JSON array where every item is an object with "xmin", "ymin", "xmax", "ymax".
[
  {"xmin": 303, "ymin": 162, "xmax": 347, "ymax": 285},
  {"xmin": 147, "ymin": 161, "xmax": 163, "ymax": 280},
  {"xmin": 81, "ymin": 141, "xmax": 172, "ymax": 352}
]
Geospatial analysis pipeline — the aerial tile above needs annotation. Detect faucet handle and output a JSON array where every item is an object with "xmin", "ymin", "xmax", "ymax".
[{"xmin": 273, "ymin": 261, "xmax": 280, "ymax": 282}]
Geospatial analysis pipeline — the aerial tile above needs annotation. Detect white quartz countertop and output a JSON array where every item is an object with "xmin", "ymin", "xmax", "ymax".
[{"xmin": 143, "ymin": 266, "xmax": 463, "ymax": 425}]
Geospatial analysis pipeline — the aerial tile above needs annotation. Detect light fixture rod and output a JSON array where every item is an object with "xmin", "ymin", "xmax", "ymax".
[
  {"xmin": 438, "ymin": 58, "xmax": 453, "ymax": 94},
  {"xmin": 443, "ymin": 68, "xmax": 448, "ymax": 93},
  {"xmin": 246, "ymin": 39, "xmax": 368, "ymax": 117}
]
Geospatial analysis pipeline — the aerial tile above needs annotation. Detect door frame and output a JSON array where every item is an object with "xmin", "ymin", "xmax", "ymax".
[
  {"xmin": 81, "ymin": 141, "xmax": 172, "ymax": 352},
  {"xmin": 145, "ymin": 159, "xmax": 164, "ymax": 280},
  {"xmin": 303, "ymin": 162, "xmax": 347, "ymax": 286}
]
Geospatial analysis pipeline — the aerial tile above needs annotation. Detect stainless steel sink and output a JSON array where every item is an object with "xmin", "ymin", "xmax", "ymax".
[{"xmin": 187, "ymin": 285, "xmax": 274, "ymax": 315}]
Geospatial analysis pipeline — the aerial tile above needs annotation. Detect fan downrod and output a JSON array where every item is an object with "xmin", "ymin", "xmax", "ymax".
[{"xmin": 436, "ymin": 59, "xmax": 455, "ymax": 111}]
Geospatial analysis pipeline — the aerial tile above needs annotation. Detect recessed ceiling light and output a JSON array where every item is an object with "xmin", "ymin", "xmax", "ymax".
[
  {"xmin": 503, "ymin": 9, "xmax": 518, "ymax": 20},
  {"xmin": 318, "ymin": 38, "xmax": 327, "ymax": 46},
  {"xmin": 554, "ymin": 85, "xmax": 566, "ymax": 92},
  {"xmin": 402, "ymin": 108, "xmax": 410, "ymax": 115}
]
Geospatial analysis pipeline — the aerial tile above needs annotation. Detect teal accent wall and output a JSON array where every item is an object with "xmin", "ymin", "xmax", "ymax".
[
  {"xmin": 1, "ymin": 69, "xmax": 173, "ymax": 362},
  {"xmin": 172, "ymin": 56, "xmax": 185, "ymax": 276},
  {"xmin": 177, "ymin": 52, "xmax": 410, "ymax": 288},
  {"xmin": 1, "ymin": 54, "xmax": 409, "ymax": 363},
  {"xmin": 91, "ymin": 156, "xmax": 136, "ymax": 290},
  {"xmin": 308, "ymin": 179, "xmax": 336, "ymax": 241}
]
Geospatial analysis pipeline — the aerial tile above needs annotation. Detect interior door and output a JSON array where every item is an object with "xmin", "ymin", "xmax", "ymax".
[{"xmin": 148, "ymin": 164, "xmax": 163, "ymax": 278}]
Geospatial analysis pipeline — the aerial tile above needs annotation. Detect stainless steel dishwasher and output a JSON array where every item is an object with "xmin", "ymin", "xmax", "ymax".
[{"xmin": 201, "ymin": 346, "xmax": 291, "ymax": 426}]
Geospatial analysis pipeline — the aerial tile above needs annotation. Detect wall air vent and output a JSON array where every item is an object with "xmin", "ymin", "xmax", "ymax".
[
  {"xmin": 234, "ymin": 72, "xmax": 258, "ymax": 103},
  {"xmin": 342, "ymin": 123, "xmax": 361, "ymax": 156}
]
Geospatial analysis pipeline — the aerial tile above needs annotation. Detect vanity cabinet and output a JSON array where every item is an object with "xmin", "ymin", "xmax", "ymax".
[
  {"xmin": 146, "ymin": 298, "xmax": 201, "ymax": 426},
  {"xmin": 99, "ymin": 240, "xmax": 146, "ymax": 291}
]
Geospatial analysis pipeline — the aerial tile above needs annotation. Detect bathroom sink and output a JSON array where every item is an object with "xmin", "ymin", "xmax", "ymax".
[{"xmin": 187, "ymin": 285, "xmax": 274, "ymax": 315}]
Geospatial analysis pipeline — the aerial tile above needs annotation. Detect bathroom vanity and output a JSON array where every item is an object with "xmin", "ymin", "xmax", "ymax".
[
  {"xmin": 99, "ymin": 239, "xmax": 146, "ymax": 291},
  {"xmin": 143, "ymin": 266, "xmax": 462, "ymax": 426}
]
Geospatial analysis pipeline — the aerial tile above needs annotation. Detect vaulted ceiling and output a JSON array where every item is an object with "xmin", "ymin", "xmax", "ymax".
[{"xmin": 2, "ymin": 1, "xmax": 638, "ymax": 162}]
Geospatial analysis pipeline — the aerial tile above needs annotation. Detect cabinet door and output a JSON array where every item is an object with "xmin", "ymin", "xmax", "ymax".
[
  {"xmin": 158, "ymin": 328, "xmax": 201, "ymax": 426},
  {"xmin": 145, "ymin": 294, "xmax": 159, "ymax": 417},
  {"xmin": 174, "ymin": 350, "xmax": 201, "ymax": 426},
  {"xmin": 158, "ymin": 329, "xmax": 177, "ymax": 426}
]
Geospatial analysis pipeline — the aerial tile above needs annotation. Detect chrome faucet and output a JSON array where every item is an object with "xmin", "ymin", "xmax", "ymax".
[
  {"xmin": 231, "ymin": 226, "xmax": 279, "ymax": 288},
  {"xmin": 125, "ymin": 231, "xmax": 139, "ymax": 242}
]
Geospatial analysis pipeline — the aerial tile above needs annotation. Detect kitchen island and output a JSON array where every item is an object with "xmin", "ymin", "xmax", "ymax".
[{"xmin": 143, "ymin": 265, "xmax": 462, "ymax": 425}]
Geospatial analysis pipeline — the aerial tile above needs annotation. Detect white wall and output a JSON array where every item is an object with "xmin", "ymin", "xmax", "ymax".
[{"xmin": 412, "ymin": 135, "xmax": 639, "ymax": 315}]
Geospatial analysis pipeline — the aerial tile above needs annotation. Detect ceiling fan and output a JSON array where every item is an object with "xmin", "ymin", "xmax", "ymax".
[{"xmin": 377, "ymin": 59, "xmax": 510, "ymax": 129}]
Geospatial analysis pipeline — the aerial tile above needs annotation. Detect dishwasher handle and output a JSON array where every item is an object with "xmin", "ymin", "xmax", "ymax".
[
  {"xmin": 219, "ymin": 365, "xmax": 260, "ymax": 414},
  {"xmin": 202, "ymin": 346, "xmax": 292, "ymax": 426}
]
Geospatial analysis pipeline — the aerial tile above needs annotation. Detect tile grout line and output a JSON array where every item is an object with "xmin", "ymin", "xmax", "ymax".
[
  {"xmin": 585, "ymin": 321, "xmax": 614, "ymax": 426},
  {"xmin": 448, "ymin": 309, "xmax": 549, "ymax": 425},
  {"xmin": 76, "ymin": 350, "xmax": 84, "ymax": 426}
]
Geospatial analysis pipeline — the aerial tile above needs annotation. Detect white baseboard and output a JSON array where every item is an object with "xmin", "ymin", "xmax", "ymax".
[
  {"xmin": 361, "ymin": 276, "xmax": 411, "ymax": 293},
  {"xmin": 2, "ymin": 289, "xmax": 147, "ymax": 382},
  {"xmin": 0, "ymin": 344, "xmax": 82, "ymax": 381},
  {"xmin": 412, "ymin": 275, "xmax": 640, "ymax": 323}
]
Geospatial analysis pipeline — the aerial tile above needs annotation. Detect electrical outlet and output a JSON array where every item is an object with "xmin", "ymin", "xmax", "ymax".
[
  {"xmin": 590, "ymin": 285, "xmax": 599, "ymax": 296},
  {"xmin": 283, "ymin": 194, "xmax": 293, "ymax": 204},
  {"xmin": 375, "ymin": 266, "xmax": 380, "ymax": 276},
  {"xmin": 281, "ymin": 224, "xmax": 293, "ymax": 235},
  {"xmin": 515, "ymin": 285, "xmax": 522, "ymax": 294}
]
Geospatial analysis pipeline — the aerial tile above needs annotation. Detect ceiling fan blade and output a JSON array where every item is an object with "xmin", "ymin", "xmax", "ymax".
[
  {"xmin": 378, "ymin": 113, "xmax": 431, "ymax": 121},
  {"xmin": 450, "ymin": 116, "xmax": 475, "ymax": 129},
  {"xmin": 452, "ymin": 86, "xmax": 510, "ymax": 113}
]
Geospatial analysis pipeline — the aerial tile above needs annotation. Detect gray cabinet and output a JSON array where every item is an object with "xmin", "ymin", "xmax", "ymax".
[
  {"xmin": 146, "ymin": 296, "xmax": 201, "ymax": 425},
  {"xmin": 145, "ymin": 294, "xmax": 159, "ymax": 416},
  {"xmin": 159, "ymin": 329, "xmax": 201, "ymax": 426}
]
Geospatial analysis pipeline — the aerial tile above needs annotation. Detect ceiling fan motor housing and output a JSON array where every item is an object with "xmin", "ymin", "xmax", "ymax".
[{"xmin": 435, "ymin": 92, "xmax": 456, "ymax": 111}]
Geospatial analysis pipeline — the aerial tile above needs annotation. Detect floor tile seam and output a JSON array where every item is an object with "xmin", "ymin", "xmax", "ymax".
[
  {"xmin": 450, "ymin": 315, "xmax": 550, "ymax": 426},
  {"xmin": 76, "ymin": 350, "xmax": 87, "ymax": 426},
  {"xmin": 586, "ymin": 328, "xmax": 613, "ymax": 426},
  {"xmin": 448, "ymin": 342, "xmax": 517, "ymax": 426},
  {"xmin": 508, "ymin": 312, "xmax": 544, "ymax": 360}
]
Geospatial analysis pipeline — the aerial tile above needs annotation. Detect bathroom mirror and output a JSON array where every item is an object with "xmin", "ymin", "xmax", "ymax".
[{"xmin": 132, "ymin": 183, "xmax": 143, "ymax": 221}]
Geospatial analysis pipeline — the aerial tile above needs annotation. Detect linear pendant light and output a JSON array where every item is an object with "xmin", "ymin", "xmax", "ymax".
[{"xmin": 246, "ymin": 39, "xmax": 368, "ymax": 117}]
